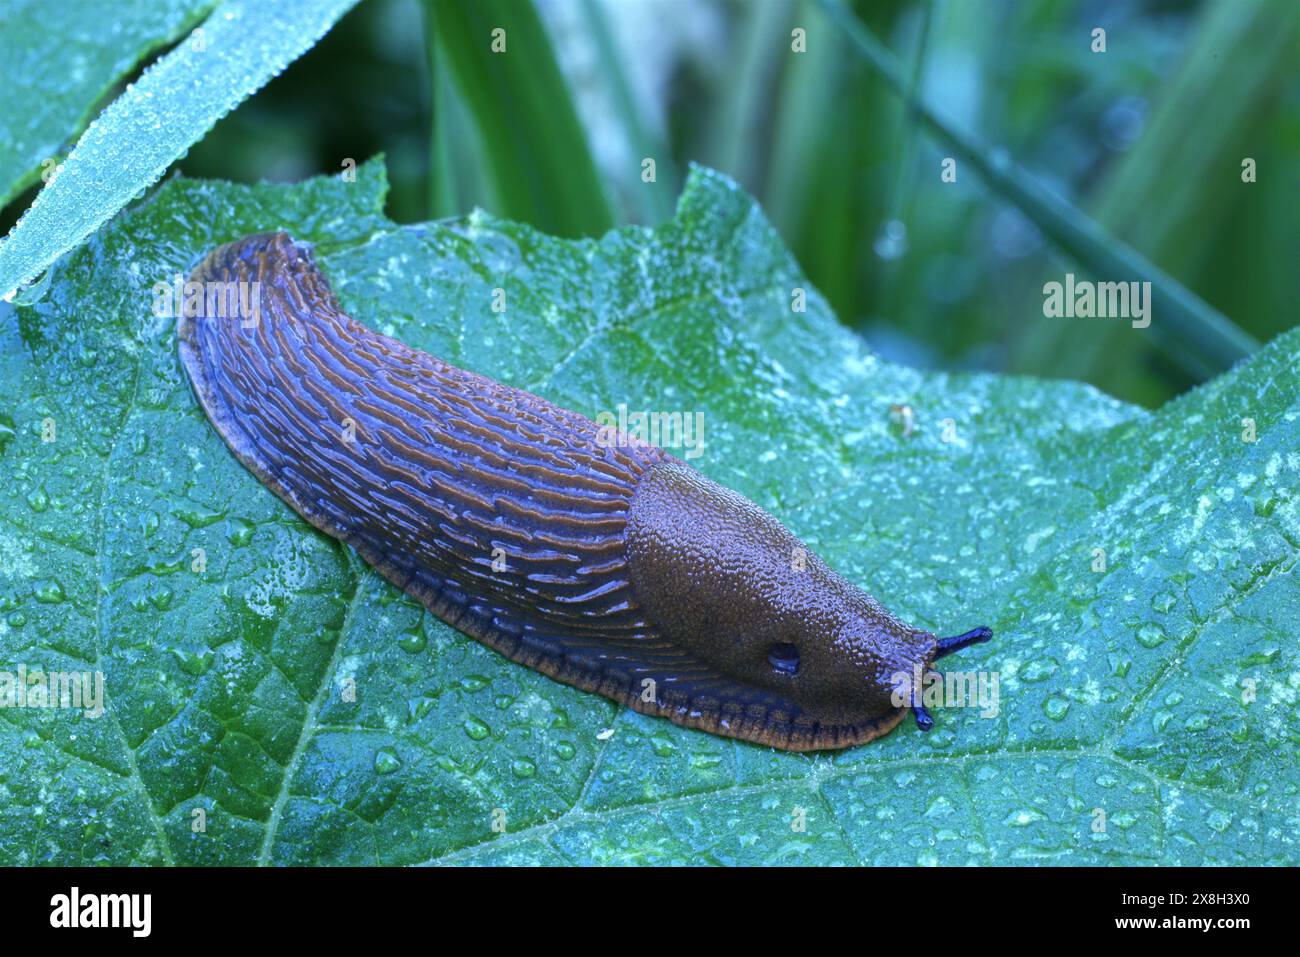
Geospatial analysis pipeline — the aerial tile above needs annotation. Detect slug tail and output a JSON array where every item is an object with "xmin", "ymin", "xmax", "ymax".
[{"xmin": 934, "ymin": 625, "xmax": 993, "ymax": 660}]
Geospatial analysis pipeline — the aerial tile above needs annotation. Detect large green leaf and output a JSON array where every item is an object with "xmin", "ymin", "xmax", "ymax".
[{"xmin": 0, "ymin": 161, "xmax": 1294, "ymax": 865}]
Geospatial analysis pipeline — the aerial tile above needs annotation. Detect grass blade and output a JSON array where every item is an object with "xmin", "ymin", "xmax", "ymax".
[
  {"xmin": 430, "ymin": 0, "xmax": 614, "ymax": 237},
  {"xmin": 0, "ymin": 0, "xmax": 359, "ymax": 300},
  {"xmin": 577, "ymin": 0, "xmax": 677, "ymax": 224},
  {"xmin": 0, "ymin": 0, "xmax": 215, "ymax": 210},
  {"xmin": 708, "ymin": 0, "xmax": 793, "ymax": 192},
  {"xmin": 817, "ymin": 0, "xmax": 1259, "ymax": 377},
  {"xmin": 423, "ymin": 0, "xmax": 463, "ymax": 220}
]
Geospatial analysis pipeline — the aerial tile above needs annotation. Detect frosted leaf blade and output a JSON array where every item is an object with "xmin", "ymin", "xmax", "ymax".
[{"xmin": 0, "ymin": 0, "xmax": 359, "ymax": 300}]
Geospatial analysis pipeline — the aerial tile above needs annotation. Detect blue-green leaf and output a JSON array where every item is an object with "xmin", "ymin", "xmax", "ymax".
[{"xmin": 0, "ymin": 161, "xmax": 1294, "ymax": 865}]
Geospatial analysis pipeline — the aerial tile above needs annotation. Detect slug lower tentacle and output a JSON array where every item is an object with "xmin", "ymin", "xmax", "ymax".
[{"xmin": 177, "ymin": 232, "xmax": 992, "ymax": 751}]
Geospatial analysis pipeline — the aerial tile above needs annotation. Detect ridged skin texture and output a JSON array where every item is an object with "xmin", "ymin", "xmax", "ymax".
[{"xmin": 178, "ymin": 233, "xmax": 941, "ymax": 750}]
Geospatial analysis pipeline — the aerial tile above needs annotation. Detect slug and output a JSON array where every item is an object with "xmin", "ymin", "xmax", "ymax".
[{"xmin": 177, "ymin": 233, "xmax": 992, "ymax": 751}]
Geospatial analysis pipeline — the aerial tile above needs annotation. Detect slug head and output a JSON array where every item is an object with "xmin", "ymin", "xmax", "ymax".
[{"xmin": 627, "ymin": 461, "xmax": 992, "ymax": 738}]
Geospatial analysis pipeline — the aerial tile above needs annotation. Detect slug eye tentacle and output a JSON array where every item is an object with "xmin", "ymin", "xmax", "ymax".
[
  {"xmin": 934, "ymin": 625, "xmax": 993, "ymax": 660},
  {"xmin": 894, "ymin": 670, "xmax": 936, "ymax": 731},
  {"xmin": 914, "ymin": 627, "xmax": 991, "ymax": 731}
]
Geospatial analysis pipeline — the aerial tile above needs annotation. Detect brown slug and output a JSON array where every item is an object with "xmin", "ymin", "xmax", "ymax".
[{"xmin": 177, "ymin": 232, "xmax": 992, "ymax": 751}]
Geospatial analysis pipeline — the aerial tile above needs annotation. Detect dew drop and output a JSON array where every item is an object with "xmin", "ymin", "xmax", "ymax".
[
  {"xmin": 873, "ymin": 219, "xmax": 908, "ymax": 260},
  {"xmin": 26, "ymin": 486, "xmax": 49, "ymax": 512},
  {"xmin": 397, "ymin": 630, "xmax": 426, "ymax": 654},
  {"xmin": 408, "ymin": 696, "xmax": 435, "ymax": 723},
  {"xmin": 171, "ymin": 647, "xmax": 214, "ymax": 676},
  {"xmin": 175, "ymin": 507, "xmax": 224, "ymax": 529},
  {"xmin": 1206, "ymin": 809, "xmax": 1232, "ymax": 834},
  {"xmin": 34, "ymin": 579, "xmax": 66, "ymax": 604},
  {"xmin": 373, "ymin": 749, "xmax": 402, "ymax": 775},
  {"xmin": 1003, "ymin": 808, "xmax": 1045, "ymax": 827},
  {"xmin": 1150, "ymin": 591, "xmax": 1177, "ymax": 613},
  {"xmin": 226, "ymin": 518, "xmax": 254, "ymax": 547},
  {"xmin": 553, "ymin": 742, "xmax": 576, "ymax": 761},
  {"xmin": 148, "ymin": 585, "xmax": 173, "ymax": 611},
  {"xmin": 1136, "ymin": 624, "xmax": 1167, "ymax": 648},
  {"xmin": 1022, "ymin": 657, "xmax": 1059, "ymax": 682}
]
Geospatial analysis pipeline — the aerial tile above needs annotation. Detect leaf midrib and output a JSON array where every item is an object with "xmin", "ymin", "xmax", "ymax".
[{"xmin": 256, "ymin": 553, "xmax": 367, "ymax": 865}]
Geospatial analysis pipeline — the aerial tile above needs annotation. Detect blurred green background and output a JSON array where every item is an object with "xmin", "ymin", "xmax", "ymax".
[{"xmin": 19, "ymin": 0, "xmax": 1300, "ymax": 407}]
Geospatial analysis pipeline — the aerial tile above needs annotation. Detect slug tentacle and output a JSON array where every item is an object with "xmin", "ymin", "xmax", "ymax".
[
  {"xmin": 178, "ymin": 232, "xmax": 994, "ymax": 752},
  {"xmin": 912, "ymin": 702, "xmax": 935, "ymax": 732},
  {"xmin": 934, "ymin": 626, "xmax": 994, "ymax": 660}
]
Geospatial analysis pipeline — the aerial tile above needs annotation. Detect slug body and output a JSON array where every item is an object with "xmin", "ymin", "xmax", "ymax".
[{"xmin": 178, "ymin": 233, "xmax": 991, "ymax": 751}]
